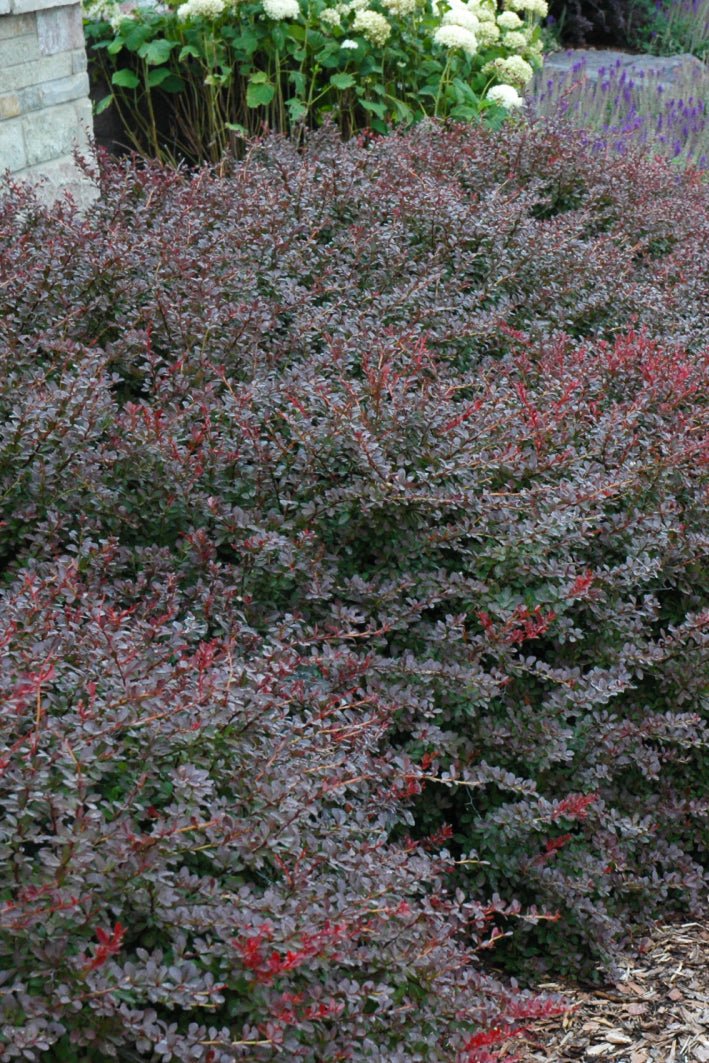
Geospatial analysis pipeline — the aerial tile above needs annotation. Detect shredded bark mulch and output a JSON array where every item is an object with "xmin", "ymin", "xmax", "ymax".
[{"xmin": 504, "ymin": 921, "xmax": 709, "ymax": 1062}]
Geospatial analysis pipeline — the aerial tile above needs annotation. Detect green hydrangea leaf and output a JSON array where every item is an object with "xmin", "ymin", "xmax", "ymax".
[
  {"xmin": 111, "ymin": 68, "xmax": 141, "ymax": 88},
  {"xmin": 139, "ymin": 38, "xmax": 177, "ymax": 64},
  {"xmin": 246, "ymin": 80, "xmax": 276, "ymax": 107},
  {"xmin": 330, "ymin": 72, "xmax": 356, "ymax": 89}
]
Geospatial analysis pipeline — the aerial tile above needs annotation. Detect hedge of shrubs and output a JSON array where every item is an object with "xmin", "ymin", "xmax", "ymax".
[{"xmin": 3, "ymin": 119, "xmax": 709, "ymax": 1058}]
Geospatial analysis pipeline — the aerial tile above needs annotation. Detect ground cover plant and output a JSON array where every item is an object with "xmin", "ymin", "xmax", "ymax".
[
  {"xmin": 5, "ymin": 118, "xmax": 709, "ymax": 1056},
  {"xmin": 82, "ymin": 0, "xmax": 546, "ymax": 161}
]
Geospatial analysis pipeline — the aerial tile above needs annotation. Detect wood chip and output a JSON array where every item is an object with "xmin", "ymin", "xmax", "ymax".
[
  {"xmin": 605, "ymin": 1031, "xmax": 633, "ymax": 1044},
  {"xmin": 507, "ymin": 919, "xmax": 709, "ymax": 1063},
  {"xmin": 619, "ymin": 982, "xmax": 647, "ymax": 996}
]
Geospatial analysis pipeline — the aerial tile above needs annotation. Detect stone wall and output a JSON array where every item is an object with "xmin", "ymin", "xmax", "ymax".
[{"xmin": 0, "ymin": 0, "xmax": 96, "ymax": 202}]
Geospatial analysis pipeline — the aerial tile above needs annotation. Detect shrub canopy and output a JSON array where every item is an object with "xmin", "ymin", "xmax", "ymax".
[{"xmin": 3, "ymin": 121, "xmax": 709, "ymax": 1058}]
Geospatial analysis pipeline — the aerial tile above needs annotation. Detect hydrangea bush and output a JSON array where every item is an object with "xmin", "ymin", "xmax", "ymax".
[
  {"xmin": 83, "ymin": 0, "xmax": 546, "ymax": 160},
  {"xmin": 4, "ymin": 119, "xmax": 709, "ymax": 1054}
]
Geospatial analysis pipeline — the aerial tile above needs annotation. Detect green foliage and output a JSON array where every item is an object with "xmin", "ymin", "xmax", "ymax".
[{"xmin": 636, "ymin": 0, "xmax": 709, "ymax": 61}]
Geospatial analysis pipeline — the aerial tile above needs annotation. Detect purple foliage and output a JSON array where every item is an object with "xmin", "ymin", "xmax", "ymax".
[{"xmin": 3, "ymin": 120, "xmax": 709, "ymax": 1056}]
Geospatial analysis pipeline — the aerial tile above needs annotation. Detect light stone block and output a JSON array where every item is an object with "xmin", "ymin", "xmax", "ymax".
[
  {"xmin": 72, "ymin": 96, "xmax": 94, "ymax": 148},
  {"xmin": 18, "ymin": 152, "xmax": 99, "ymax": 209},
  {"xmin": 0, "ymin": 92, "xmax": 21, "ymax": 118},
  {"xmin": 0, "ymin": 0, "xmax": 13, "ymax": 15},
  {"xmin": 0, "ymin": 30, "xmax": 41, "ymax": 66},
  {"xmin": 13, "ymin": 0, "xmax": 75, "ymax": 14},
  {"xmin": 0, "ymin": 51, "xmax": 72, "ymax": 92},
  {"xmin": 21, "ymin": 71, "xmax": 89, "ymax": 110},
  {"xmin": 37, "ymin": 4, "xmax": 84, "ymax": 54},
  {"xmin": 0, "ymin": 117, "xmax": 27, "ymax": 172},
  {"xmin": 73, "ymin": 94, "xmax": 92, "ymax": 126},
  {"xmin": 16, "ymin": 83, "xmax": 43, "ymax": 111},
  {"xmin": 0, "ymin": 13, "xmax": 35, "ymax": 38},
  {"xmin": 70, "ymin": 45, "xmax": 86, "ymax": 74},
  {"xmin": 22, "ymin": 101, "xmax": 81, "ymax": 165},
  {"xmin": 18, "ymin": 73, "xmax": 85, "ymax": 113}
]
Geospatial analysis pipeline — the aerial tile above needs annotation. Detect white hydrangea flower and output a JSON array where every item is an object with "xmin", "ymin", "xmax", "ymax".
[
  {"xmin": 178, "ymin": 0, "xmax": 225, "ymax": 20},
  {"xmin": 320, "ymin": 6, "xmax": 341, "ymax": 24},
  {"xmin": 497, "ymin": 9, "xmax": 522, "ymax": 28},
  {"xmin": 352, "ymin": 8, "xmax": 391, "ymax": 43},
  {"xmin": 442, "ymin": 2, "xmax": 479, "ymax": 33},
  {"xmin": 522, "ymin": 38, "xmax": 543, "ymax": 65},
  {"xmin": 476, "ymin": 20, "xmax": 500, "ymax": 43},
  {"xmin": 505, "ymin": 0, "xmax": 548, "ymax": 15},
  {"xmin": 262, "ymin": 0, "xmax": 300, "ymax": 16},
  {"xmin": 196, "ymin": 0, "xmax": 224, "ymax": 14},
  {"xmin": 82, "ymin": 0, "xmax": 119, "ymax": 21},
  {"xmin": 484, "ymin": 53, "xmax": 534, "ymax": 86},
  {"xmin": 503, "ymin": 29, "xmax": 530, "ymax": 50},
  {"xmin": 433, "ymin": 22, "xmax": 477, "ymax": 54},
  {"xmin": 341, "ymin": 36, "xmax": 359, "ymax": 45},
  {"xmin": 472, "ymin": 0, "xmax": 496, "ymax": 20},
  {"xmin": 380, "ymin": 0, "xmax": 418, "ymax": 15},
  {"xmin": 487, "ymin": 83, "xmax": 525, "ymax": 108}
]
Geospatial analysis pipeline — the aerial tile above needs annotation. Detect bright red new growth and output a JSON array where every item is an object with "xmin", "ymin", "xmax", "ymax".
[
  {"xmin": 553, "ymin": 794, "xmax": 598, "ymax": 821},
  {"xmin": 84, "ymin": 923, "xmax": 125, "ymax": 971}
]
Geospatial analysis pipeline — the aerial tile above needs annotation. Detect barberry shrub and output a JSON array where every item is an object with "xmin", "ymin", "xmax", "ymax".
[
  {"xmin": 0, "ymin": 562, "xmax": 559, "ymax": 1061},
  {"xmin": 3, "ymin": 118, "xmax": 709, "ymax": 1053}
]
